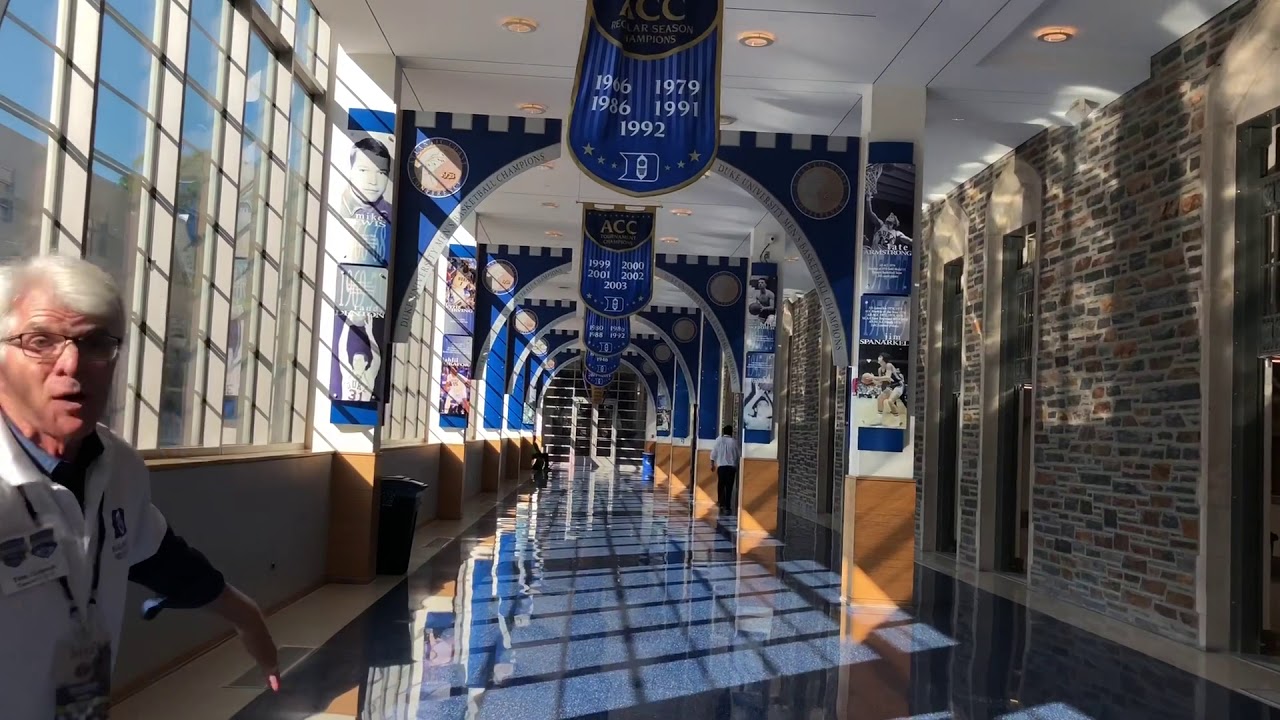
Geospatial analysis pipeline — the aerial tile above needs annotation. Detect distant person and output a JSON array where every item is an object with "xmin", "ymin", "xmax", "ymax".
[{"xmin": 710, "ymin": 425, "xmax": 741, "ymax": 515}]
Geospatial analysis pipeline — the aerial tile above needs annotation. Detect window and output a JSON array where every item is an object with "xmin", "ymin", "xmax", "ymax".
[
  {"xmin": 3, "ymin": 0, "xmax": 330, "ymax": 453},
  {"xmin": 86, "ymin": 1, "xmax": 163, "ymax": 433}
]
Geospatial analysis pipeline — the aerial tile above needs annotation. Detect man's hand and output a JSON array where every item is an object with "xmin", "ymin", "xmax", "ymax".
[{"xmin": 210, "ymin": 586, "xmax": 281, "ymax": 691}]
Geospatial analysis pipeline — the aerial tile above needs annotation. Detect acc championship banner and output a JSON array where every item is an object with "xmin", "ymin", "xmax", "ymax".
[
  {"xmin": 584, "ymin": 309, "xmax": 630, "ymax": 357},
  {"xmin": 861, "ymin": 162, "xmax": 917, "ymax": 295},
  {"xmin": 580, "ymin": 204, "xmax": 656, "ymax": 317},
  {"xmin": 585, "ymin": 351, "xmax": 621, "ymax": 388},
  {"xmin": 567, "ymin": 0, "xmax": 723, "ymax": 196},
  {"xmin": 854, "ymin": 295, "xmax": 910, "ymax": 452},
  {"xmin": 742, "ymin": 262, "xmax": 777, "ymax": 444}
]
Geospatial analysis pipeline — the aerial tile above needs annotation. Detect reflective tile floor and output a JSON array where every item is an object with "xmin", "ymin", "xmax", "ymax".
[{"xmin": 227, "ymin": 469, "xmax": 1280, "ymax": 719}]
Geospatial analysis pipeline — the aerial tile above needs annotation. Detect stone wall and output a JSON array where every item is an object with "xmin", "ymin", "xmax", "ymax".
[
  {"xmin": 918, "ymin": 0, "xmax": 1257, "ymax": 642},
  {"xmin": 784, "ymin": 291, "xmax": 823, "ymax": 513}
]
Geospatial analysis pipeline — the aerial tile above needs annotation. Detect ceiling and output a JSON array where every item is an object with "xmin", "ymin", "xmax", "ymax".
[{"xmin": 317, "ymin": 0, "xmax": 1235, "ymax": 306}]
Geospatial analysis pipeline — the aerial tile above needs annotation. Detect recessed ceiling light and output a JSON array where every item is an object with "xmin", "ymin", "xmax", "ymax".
[
  {"xmin": 785, "ymin": 255, "xmax": 800, "ymax": 262},
  {"xmin": 538, "ymin": 162, "xmax": 555, "ymax": 170},
  {"xmin": 1035, "ymin": 26, "xmax": 1075, "ymax": 43},
  {"xmin": 738, "ymin": 31, "xmax": 775, "ymax": 48},
  {"xmin": 501, "ymin": 17, "xmax": 538, "ymax": 33},
  {"xmin": 718, "ymin": 115, "xmax": 736, "ymax": 126},
  {"xmin": 519, "ymin": 102, "xmax": 546, "ymax": 115},
  {"xmin": 671, "ymin": 208, "xmax": 693, "ymax": 217},
  {"xmin": 660, "ymin": 236, "xmax": 679, "ymax": 244},
  {"xmin": 541, "ymin": 201, "xmax": 559, "ymax": 209},
  {"xmin": 545, "ymin": 230, "xmax": 563, "ymax": 238},
  {"xmin": 952, "ymin": 117, "xmax": 965, "ymax": 122}
]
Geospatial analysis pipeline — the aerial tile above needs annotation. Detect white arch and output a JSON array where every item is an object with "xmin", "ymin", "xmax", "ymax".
[
  {"xmin": 392, "ymin": 134, "xmax": 848, "ymax": 366},
  {"xmin": 394, "ymin": 145, "xmax": 563, "ymax": 339},
  {"xmin": 511, "ymin": 313, "xmax": 695, "ymax": 403},
  {"xmin": 622, "ymin": 344, "xmax": 670, "ymax": 409},
  {"xmin": 477, "ymin": 264, "xmax": 740, "ymax": 402},
  {"xmin": 712, "ymin": 156, "xmax": 848, "ymax": 365},
  {"xmin": 544, "ymin": 355, "xmax": 655, "ymax": 412}
]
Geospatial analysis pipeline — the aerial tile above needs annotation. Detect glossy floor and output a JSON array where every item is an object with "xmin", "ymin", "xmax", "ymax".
[{"xmin": 207, "ymin": 470, "xmax": 1280, "ymax": 719}]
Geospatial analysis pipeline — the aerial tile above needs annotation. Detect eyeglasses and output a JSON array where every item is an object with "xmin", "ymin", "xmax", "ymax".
[{"xmin": 2, "ymin": 332, "xmax": 122, "ymax": 363}]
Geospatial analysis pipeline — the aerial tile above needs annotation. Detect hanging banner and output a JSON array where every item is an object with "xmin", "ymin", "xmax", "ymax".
[
  {"xmin": 580, "ymin": 204, "xmax": 656, "ymax": 317},
  {"xmin": 439, "ymin": 335, "xmax": 473, "ymax": 425},
  {"xmin": 567, "ymin": 0, "xmax": 723, "ymax": 196},
  {"xmin": 742, "ymin": 262, "xmax": 777, "ymax": 444},
  {"xmin": 860, "ymin": 162, "xmax": 916, "ymax": 296},
  {"xmin": 584, "ymin": 309, "xmax": 630, "ymax": 357},
  {"xmin": 585, "ymin": 369, "xmax": 614, "ymax": 389},
  {"xmin": 854, "ymin": 295, "xmax": 910, "ymax": 452},
  {"xmin": 585, "ymin": 351, "xmax": 621, "ymax": 376}
]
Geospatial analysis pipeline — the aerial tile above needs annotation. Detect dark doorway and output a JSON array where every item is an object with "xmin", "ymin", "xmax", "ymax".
[
  {"xmin": 1232, "ymin": 105, "xmax": 1280, "ymax": 655},
  {"xmin": 935, "ymin": 259, "xmax": 964, "ymax": 554},
  {"xmin": 995, "ymin": 223, "xmax": 1036, "ymax": 578}
]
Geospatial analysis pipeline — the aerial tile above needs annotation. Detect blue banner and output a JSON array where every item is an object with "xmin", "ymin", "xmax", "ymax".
[
  {"xmin": 742, "ymin": 261, "xmax": 777, "ymax": 444},
  {"xmin": 580, "ymin": 204, "xmax": 655, "ymax": 317},
  {"xmin": 584, "ymin": 310, "xmax": 630, "ymax": 357},
  {"xmin": 586, "ymin": 351, "xmax": 619, "ymax": 379},
  {"xmin": 855, "ymin": 295, "xmax": 911, "ymax": 452},
  {"xmin": 567, "ymin": 0, "xmax": 723, "ymax": 196},
  {"xmin": 861, "ymin": 162, "xmax": 917, "ymax": 295}
]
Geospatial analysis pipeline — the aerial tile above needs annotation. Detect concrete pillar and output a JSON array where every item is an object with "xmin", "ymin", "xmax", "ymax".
[{"xmin": 842, "ymin": 85, "xmax": 926, "ymax": 606}]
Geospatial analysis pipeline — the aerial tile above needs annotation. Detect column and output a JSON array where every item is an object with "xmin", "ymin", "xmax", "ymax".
[
  {"xmin": 429, "ymin": 218, "xmax": 478, "ymax": 519},
  {"xmin": 842, "ymin": 85, "xmax": 926, "ymax": 606},
  {"xmin": 739, "ymin": 230, "xmax": 783, "ymax": 535},
  {"xmin": 694, "ymin": 322, "xmax": 722, "ymax": 511},
  {"xmin": 313, "ymin": 51, "xmax": 400, "ymax": 582}
]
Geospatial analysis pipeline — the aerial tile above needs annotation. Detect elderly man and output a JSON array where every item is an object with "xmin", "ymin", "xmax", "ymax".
[{"xmin": 0, "ymin": 255, "xmax": 278, "ymax": 718}]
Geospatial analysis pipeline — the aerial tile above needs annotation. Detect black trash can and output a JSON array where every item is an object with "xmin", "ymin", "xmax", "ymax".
[{"xmin": 375, "ymin": 475, "xmax": 429, "ymax": 575}]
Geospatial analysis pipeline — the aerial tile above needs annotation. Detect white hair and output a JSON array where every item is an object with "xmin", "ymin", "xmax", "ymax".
[{"xmin": 0, "ymin": 255, "xmax": 125, "ymax": 338}]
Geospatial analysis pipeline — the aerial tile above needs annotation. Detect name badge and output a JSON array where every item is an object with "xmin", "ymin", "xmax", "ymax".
[{"xmin": 0, "ymin": 524, "xmax": 69, "ymax": 596}]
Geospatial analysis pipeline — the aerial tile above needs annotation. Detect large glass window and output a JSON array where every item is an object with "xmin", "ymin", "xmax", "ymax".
[
  {"xmin": 2, "ymin": 0, "xmax": 330, "ymax": 453},
  {"xmin": 86, "ymin": 1, "xmax": 163, "ymax": 434}
]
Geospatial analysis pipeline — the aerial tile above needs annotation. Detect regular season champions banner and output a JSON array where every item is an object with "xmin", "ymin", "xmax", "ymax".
[
  {"xmin": 584, "ymin": 309, "xmax": 631, "ymax": 357},
  {"xmin": 585, "ymin": 351, "xmax": 620, "ymax": 387},
  {"xmin": 854, "ymin": 295, "xmax": 911, "ymax": 452},
  {"xmin": 742, "ymin": 263, "xmax": 778, "ymax": 444},
  {"xmin": 861, "ymin": 163, "xmax": 916, "ymax": 295},
  {"xmin": 580, "ymin": 204, "xmax": 656, "ymax": 317},
  {"xmin": 567, "ymin": 0, "xmax": 723, "ymax": 196}
]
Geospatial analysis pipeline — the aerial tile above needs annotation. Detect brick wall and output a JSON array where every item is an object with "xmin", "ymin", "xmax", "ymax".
[
  {"xmin": 913, "ymin": 235, "xmax": 930, "ymax": 548},
  {"xmin": 784, "ymin": 292, "xmax": 823, "ymax": 513},
  {"xmin": 919, "ymin": 0, "xmax": 1257, "ymax": 642}
]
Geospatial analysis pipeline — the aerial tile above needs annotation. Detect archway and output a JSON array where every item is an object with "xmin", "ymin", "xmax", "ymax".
[
  {"xmin": 393, "ymin": 114, "xmax": 857, "ymax": 367},
  {"xmin": 921, "ymin": 198, "xmax": 971, "ymax": 554},
  {"xmin": 976, "ymin": 157, "xmax": 1044, "ymax": 574}
]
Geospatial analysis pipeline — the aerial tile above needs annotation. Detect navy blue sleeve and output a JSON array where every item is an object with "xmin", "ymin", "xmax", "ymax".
[{"xmin": 127, "ymin": 528, "xmax": 227, "ymax": 609}]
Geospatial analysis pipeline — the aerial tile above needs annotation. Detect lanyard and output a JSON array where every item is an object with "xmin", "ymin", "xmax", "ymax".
[{"xmin": 14, "ymin": 483, "xmax": 106, "ymax": 618}]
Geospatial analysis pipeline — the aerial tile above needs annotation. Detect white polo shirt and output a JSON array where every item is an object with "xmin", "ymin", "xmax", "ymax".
[{"xmin": 0, "ymin": 424, "xmax": 167, "ymax": 719}]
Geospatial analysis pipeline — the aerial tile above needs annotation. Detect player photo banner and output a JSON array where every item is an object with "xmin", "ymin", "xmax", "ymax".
[
  {"xmin": 855, "ymin": 294, "xmax": 910, "ymax": 452},
  {"xmin": 580, "ymin": 204, "xmax": 656, "ymax": 317},
  {"xmin": 439, "ymin": 335, "xmax": 473, "ymax": 428},
  {"xmin": 742, "ymin": 261, "xmax": 777, "ymax": 444},
  {"xmin": 584, "ymin": 309, "xmax": 631, "ymax": 357},
  {"xmin": 861, "ymin": 163, "xmax": 916, "ymax": 296},
  {"xmin": 567, "ymin": 0, "xmax": 723, "ymax": 196}
]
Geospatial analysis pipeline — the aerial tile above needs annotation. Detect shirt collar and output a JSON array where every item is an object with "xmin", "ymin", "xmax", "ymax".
[{"xmin": 5, "ymin": 421, "xmax": 104, "ymax": 477}]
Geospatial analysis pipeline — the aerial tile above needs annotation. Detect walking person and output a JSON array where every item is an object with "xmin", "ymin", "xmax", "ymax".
[
  {"xmin": 0, "ymin": 256, "xmax": 279, "ymax": 719},
  {"xmin": 710, "ymin": 425, "xmax": 740, "ymax": 515}
]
